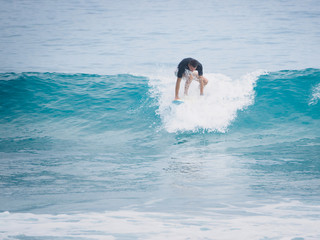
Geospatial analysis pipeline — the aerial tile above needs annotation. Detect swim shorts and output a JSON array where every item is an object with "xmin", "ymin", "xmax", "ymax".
[{"xmin": 175, "ymin": 68, "xmax": 199, "ymax": 82}]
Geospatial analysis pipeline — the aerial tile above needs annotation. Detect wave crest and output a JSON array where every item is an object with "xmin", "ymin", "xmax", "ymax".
[{"xmin": 149, "ymin": 70, "xmax": 265, "ymax": 133}]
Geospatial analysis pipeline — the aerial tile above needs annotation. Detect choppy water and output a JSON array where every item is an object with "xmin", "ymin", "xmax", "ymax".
[{"xmin": 1, "ymin": 0, "xmax": 320, "ymax": 239}]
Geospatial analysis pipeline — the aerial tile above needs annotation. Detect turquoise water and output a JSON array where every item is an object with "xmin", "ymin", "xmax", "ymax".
[
  {"xmin": 1, "ymin": 70, "xmax": 319, "ymax": 239},
  {"xmin": 1, "ymin": 0, "xmax": 320, "ymax": 239}
]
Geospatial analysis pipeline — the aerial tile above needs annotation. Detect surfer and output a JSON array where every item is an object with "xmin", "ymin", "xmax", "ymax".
[{"xmin": 174, "ymin": 58, "xmax": 208, "ymax": 100}]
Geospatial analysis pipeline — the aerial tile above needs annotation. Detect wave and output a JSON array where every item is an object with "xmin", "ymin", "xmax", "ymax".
[
  {"xmin": 233, "ymin": 68, "xmax": 320, "ymax": 131},
  {"xmin": 0, "ymin": 73, "xmax": 156, "ymax": 140},
  {"xmin": 0, "ymin": 69, "xmax": 319, "ymax": 140}
]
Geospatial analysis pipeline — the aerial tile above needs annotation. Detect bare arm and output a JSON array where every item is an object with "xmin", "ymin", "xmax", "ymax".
[{"xmin": 175, "ymin": 77, "xmax": 182, "ymax": 100}]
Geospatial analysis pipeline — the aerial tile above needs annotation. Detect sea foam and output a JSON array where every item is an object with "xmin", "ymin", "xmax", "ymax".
[{"xmin": 149, "ymin": 70, "xmax": 265, "ymax": 133}]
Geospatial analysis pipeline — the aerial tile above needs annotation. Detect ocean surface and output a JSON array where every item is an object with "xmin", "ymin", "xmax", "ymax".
[{"xmin": 1, "ymin": 0, "xmax": 320, "ymax": 239}]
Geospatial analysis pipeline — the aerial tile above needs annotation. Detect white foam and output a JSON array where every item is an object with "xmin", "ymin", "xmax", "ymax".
[
  {"xmin": 149, "ymin": 70, "xmax": 266, "ymax": 133},
  {"xmin": 1, "ymin": 200, "xmax": 319, "ymax": 239},
  {"xmin": 309, "ymin": 83, "xmax": 320, "ymax": 105}
]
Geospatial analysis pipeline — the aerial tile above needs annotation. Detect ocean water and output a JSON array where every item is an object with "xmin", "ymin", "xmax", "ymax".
[{"xmin": 1, "ymin": 1, "xmax": 320, "ymax": 240}]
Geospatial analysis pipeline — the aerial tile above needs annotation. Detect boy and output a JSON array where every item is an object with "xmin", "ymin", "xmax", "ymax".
[{"xmin": 174, "ymin": 58, "xmax": 208, "ymax": 100}]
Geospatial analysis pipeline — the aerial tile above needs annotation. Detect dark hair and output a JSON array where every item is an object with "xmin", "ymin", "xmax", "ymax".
[{"xmin": 189, "ymin": 59, "xmax": 199, "ymax": 68}]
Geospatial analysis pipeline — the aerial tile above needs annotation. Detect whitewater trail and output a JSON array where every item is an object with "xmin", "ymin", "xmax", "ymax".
[{"xmin": 148, "ymin": 70, "xmax": 266, "ymax": 133}]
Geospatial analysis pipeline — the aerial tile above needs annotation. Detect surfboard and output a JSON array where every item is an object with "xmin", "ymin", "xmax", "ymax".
[{"xmin": 172, "ymin": 99, "xmax": 184, "ymax": 105}]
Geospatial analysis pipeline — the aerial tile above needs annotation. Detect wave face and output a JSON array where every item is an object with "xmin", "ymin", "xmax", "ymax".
[
  {"xmin": 0, "ymin": 73, "xmax": 156, "ymax": 147},
  {"xmin": 0, "ymin": 69, "xmax": 319, "ymax": 139},
  {"xmin": 234, "ymin": 68, "xmax": 320, "ymax": 130}
]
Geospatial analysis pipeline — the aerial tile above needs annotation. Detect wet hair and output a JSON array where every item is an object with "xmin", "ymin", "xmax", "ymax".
[{"xmin": 189, "ymin": 59, "xmax": 199, "ymax": 68}]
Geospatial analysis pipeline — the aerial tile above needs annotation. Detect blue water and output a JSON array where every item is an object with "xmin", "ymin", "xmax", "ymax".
[{"xmin": 1, "ymin": 1, "xmax": 320, "ymax": 239}]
